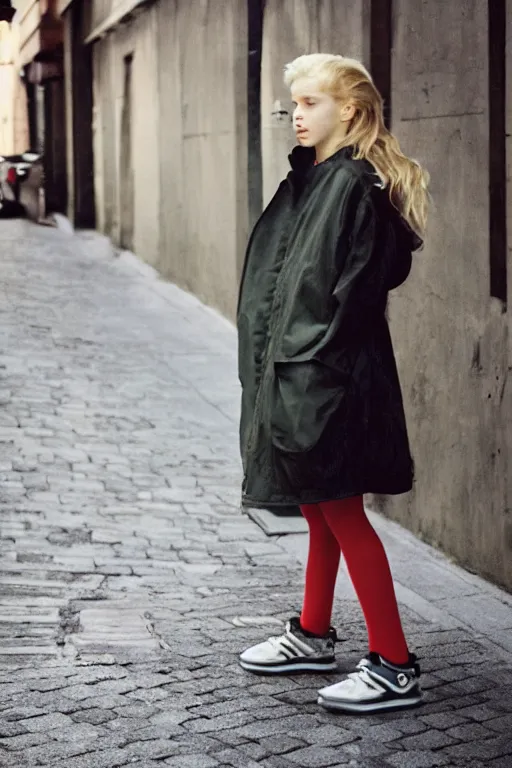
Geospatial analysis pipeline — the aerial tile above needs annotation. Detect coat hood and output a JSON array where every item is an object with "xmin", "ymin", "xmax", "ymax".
[
  {"xmin": 287, "ymin": 145, "xmax": 422, "ymax": 290},
  {"xmin": 380, "ymin": 190, "xmax": 423, "ymax": 290},
  {"xmin": 390, "ymin": 200, "xmax": 423, "ymax": 253}
]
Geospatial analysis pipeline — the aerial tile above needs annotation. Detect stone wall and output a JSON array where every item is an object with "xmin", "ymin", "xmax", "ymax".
[
  {"xmin": 90, "ymin": 6, "xmax": 159, "ymax": 260},
  {"xmin": 89, "ymin": 0, "xmax": 247, "ymax": 321},
  {"xmin": 377, "ymin": 0, "xmax": 511, "ymax": 590},
  {"xmin": 156, "ymin": 0, "xmax": 248, "ymax": 319}
]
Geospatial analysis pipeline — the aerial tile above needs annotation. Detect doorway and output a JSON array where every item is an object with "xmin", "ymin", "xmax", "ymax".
[{"xmin": 120, "ymin": 53, "xmax": 134, "ymax": 251}]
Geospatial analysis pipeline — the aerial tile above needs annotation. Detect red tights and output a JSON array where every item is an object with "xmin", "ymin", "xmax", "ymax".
[{"xmin": 300, "ymin": 496, "xmax": 409, "ymax": 665}]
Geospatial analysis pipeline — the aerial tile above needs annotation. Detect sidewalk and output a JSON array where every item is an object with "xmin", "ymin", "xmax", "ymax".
[{"xmin": 0, "ymin": 219, "xmax": 511, "ymax": 768}]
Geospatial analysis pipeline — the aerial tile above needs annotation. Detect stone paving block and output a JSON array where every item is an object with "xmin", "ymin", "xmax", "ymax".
[
  {"xmin": 482, "ymin": 686, "xmax": 512, "ymax": 713},
  {"xmin": 261, "ymin": 758, "xmax": 304, "ymax": 768},
  {"xmin": 0, "ymin": 731, "xmax": 49, "ymax": 751},
  {"xmin": 377, "ymin": 717, "xmax": 428, "ymax": 735},
  {"xmin": 445, "ymin": 722, "xmax": 495, "ymax": 741},
  {"xmin": 71, "ymin": 709, "xmax": 117, "ymax": 725},
  {"xmin": 18, "ymin": 739, "xmax": 94, "ymax": 765},
  {"xmin": 126, "ymin": 724, "xmax": 185, "ymax": 742},
  {"xmin": 455, "ymin": 703, "xmax": 506, "ymax": 722},
  {"xmin": 113, "ymin": 702, "xmax": 159, "ymax": 720},
  {"xmin": 114, "ymin": 763, "xmax": 162, "ymax": 768},
  {"xmin": 79, "ymin": 694, "xmax": 135, "ymax": 711},
  {"xmin": 210, "ymin": 728, "xmax": 250, "ymax": 747},
  {"xmin": 119, "ymin": 738, "xmax": 179, "ymax": 762},
  {"xmin": 61, "ymin": 683, "xmax": 98, "ymax": 701},
  {"xmin": 164, "ymin": 756, "xmax": 220, "ymax": 768},
  {"xmin": 262, "ymin": 735, "xmax": 312, "ymax": 754},
  {"xmin": 84, "ymin": 678, "xmax": 137, "ymax": 697},
  {"xmin": 284, "ymin": 745, "xmax": 351, "ymax": 767},
  {"xmin": 35, "ymin": 695, "xmax": 83, "ymax": 715},
  {"xmin": 234, "ymin": 714, "xmax": 321, "ymax": 740},
  {"xmin": 213, "ymin": 747, "xmax": 264, "ymax": 766},
  {"xmin": 52, "ymin": 747, "xmax": 129, "ymax": 768},
  {"xmin": 20, "ymin": 712, "xmax": 73, "ymax": 732},
  {"xmin": 484, "ymin": 714, "xmax": 512, "ymax": 733},
  {"xmin": 347, "ymin": 738, "xmax": 394, "ymax": 759},
  {"xmin": 419, "ymin": 695, "xmax": 485, "ymax": 716},
  {"xmin": 301, "ymin": 723, "xmax": 357, "ymax": 747},
  {"xmin": 238, "ymin": 740, "xmax": 277, "ymax": 760},
  {"xmin": 419, "ymin": 712, "xmax": 470, "ymax": 730},
  {"xmin": 185, "ymin": 709, "xmax": 255, "ymax": 733},
  {"xmin": 124, "ymin": 687, "xmax": 170, "ymax": 704},
  {"xmin": 383, "ymin": 751, "xmax": 449, "ymax": 768},
  {"xmin": 442, "ymin": 735, "xmax": 512, "ymax": 762},
  {"xmin": 0, "ymin": 722, "xmax": 28, "ymax": 738},
  {"xmin": 358, "ymin": 723, "xmax": 405, "ymax": 743},
  {"xmin": 147, "ymin": 709, "xmax": 195, "ymax": 727},
  {"xmin": 356, "ymin": 761, "xmax": 392, "ymax": 768},
  {"xmin": 51, "ymin": 722, "xmax": 103, "ymax": 742},
  {"xmin": 399, "ymin": 728, "xmax": 458, "ymax": 750}
]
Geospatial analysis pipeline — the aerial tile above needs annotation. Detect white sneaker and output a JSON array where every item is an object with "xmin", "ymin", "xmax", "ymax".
[
  {"xmin": 318, "ymin": 652, "xmax": 422, "ymax": 714},
  {"xmin": 239, "ymin": 617, "xmax": 338, "ymax": 675}
]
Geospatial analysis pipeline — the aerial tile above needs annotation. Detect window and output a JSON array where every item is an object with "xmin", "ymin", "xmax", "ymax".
[{"xmin": 488, "ymin": 0, "xmax": 507, "ymax": 305}]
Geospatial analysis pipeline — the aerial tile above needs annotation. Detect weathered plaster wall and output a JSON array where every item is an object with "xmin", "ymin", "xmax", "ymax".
[{"xmin": 380, "ymin": 1, "xmax": 511, "ymax": 589}]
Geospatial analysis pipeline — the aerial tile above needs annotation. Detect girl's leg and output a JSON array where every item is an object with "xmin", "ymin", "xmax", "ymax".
[
  {"xmin": 299, "ymin": 503, "xmax": 341, "ymax": 637},
  {"xmin": 319, "ymin": 496, "xmax": 409, "ymax": 665},
  {"xmin": 238, "ymin": 504, "xmax": 339, "ymax": 674}
]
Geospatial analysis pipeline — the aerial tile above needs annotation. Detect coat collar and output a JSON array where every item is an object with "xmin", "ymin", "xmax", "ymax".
[
  {"xmin": 287, "ymin": 145, "xmax": 423, "ymax": 251},
  {"xmin": 286, "ymin": 145, "xmax": 356, "ymax": 200},
  {"xmin": 288, "ymin": 144, "xmax": 356, "ymax": 172}
]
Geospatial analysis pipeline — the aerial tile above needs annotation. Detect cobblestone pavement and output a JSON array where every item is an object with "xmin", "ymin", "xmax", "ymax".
[{"xmin": 0, "ymin": 220, "xmax": 511, "ymax": 768}]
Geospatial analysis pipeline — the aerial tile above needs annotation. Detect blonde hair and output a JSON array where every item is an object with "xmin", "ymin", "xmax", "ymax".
[{"xmin": 284, "ymin": 53, "xmax": 429, "ymax": 237}]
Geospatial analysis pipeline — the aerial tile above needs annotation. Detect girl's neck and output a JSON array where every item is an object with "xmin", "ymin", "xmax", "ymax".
[{"xmin": 315, "ymin": 134, "xmax": 350, "ymax": 165}]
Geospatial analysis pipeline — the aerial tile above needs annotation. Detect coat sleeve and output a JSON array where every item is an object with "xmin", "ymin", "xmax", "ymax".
[{"xmin": 332, "ymin": 188, "xmax": 387, "ymax": 331}]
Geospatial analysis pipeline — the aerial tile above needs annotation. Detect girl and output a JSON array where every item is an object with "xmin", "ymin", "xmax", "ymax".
[{"xmin": 236, "ymin": 53, "xmax": 429, "ymax": 714}]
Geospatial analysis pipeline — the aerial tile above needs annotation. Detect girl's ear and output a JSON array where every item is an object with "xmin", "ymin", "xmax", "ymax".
[{"xmin": 340, "ymin": 103, "xmax": 356, "ymax": 123}]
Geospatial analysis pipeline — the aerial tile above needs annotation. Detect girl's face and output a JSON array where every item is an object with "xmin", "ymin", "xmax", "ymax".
[{"xmin": 291, "ymin": 76, "xmax": 353, "ymax": 161}]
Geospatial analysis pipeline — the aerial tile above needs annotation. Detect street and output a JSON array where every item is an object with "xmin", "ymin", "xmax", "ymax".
[{"xmin": 0, "ymin": 219, "xmax": 511, "ymax": 768}]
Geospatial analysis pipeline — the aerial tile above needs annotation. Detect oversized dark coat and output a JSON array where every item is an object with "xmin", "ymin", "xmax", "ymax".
[{"xmin": 237, "ymin": 144, "xmax": 422, "ymax": 509}]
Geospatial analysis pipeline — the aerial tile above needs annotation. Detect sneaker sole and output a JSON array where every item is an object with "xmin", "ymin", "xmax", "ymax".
[
  {"xmin": 317, "ymin": 693, "xmax": 423, "ymax": 714},
  {"xmin": 239, "ymin": 659, "xmax": 339, "ymax": 676}
]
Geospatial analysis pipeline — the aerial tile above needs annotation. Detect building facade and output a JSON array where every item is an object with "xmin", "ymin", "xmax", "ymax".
[
  {"xmin": 75, "ymin": 0, "xmax": 248, "ymax": 319},
  {"xmin": 6, "ymin": 0, "xmax": 512, "ymax": 589},
  {"xmin": 13, "ymin": 0, "xmax": 67, "ymax": 213},
  {"xmin": 0, "ymin": 19, "xmax": 29, "ymax": 156}
]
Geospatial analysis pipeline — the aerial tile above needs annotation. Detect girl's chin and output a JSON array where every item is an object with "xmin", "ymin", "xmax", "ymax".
[{"xmin": 297, "ymin": 135, "xmax": 315, "ymax": 147}]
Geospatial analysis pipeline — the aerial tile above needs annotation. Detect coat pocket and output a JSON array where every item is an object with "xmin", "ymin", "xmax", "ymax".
[
  {"xmin": 269, "ymin": 355, "xmax": 365, "ymax": 494},
  {"xmin": 270, "ymin": 359, "xmax": 347, "ymax": 455}
]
